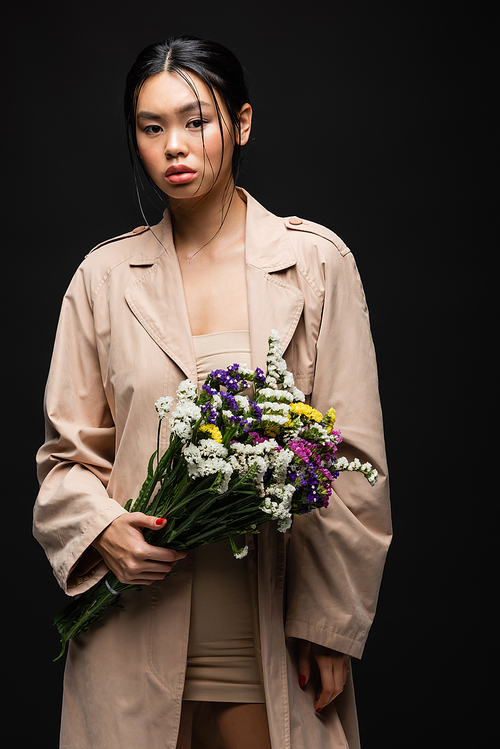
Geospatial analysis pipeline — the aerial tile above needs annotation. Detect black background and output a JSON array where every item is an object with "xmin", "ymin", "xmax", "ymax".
[{"xmin": 2, "ymin": 1, "xmax": 492, "ymax": 746}]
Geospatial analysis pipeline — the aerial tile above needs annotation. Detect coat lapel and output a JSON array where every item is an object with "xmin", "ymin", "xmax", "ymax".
[
  {"xmin": 124, "ymin": 189, "xmax": 304, "ymax": 380},
  {"xmin": 125, "ymin": 215, "xmax": 198, "ymax": 382},
  {"xmin": 243, "ymin": 190, "xmax": 304, "ymax": 372}
]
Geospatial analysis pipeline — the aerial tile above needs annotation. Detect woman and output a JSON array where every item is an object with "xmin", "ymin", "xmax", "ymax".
[{"xmin": 34, "ymin": 36, "xmax": 391, "ymax": 749}]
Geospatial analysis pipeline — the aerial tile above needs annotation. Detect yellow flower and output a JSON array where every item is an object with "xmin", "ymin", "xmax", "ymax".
[
  {"xmin": 323, "ymin": 407, "xmax": 337, "ymax": 434},
  {"xmin": 290, "ymin": 402, "xmax": 310, "ymax": 417},
  {"xmin": 199, "ymin": 424, "xmax": 223, "ymax": 443},
  {"xmin": 263, "ymin": 424, "xmax": 280, "ymax": 437},
  {"xmin": 289, "ymin": 402, "xmax": 323, "ymax": 422}
]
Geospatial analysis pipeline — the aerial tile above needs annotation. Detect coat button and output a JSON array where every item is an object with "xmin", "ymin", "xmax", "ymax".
[
  {"xmin": 288, "ymin": 217, "xmax": 303, "ymax": 225},
  {"xmin": 132, "ymin": 225, "xmax": 147, "ymax": 233}
]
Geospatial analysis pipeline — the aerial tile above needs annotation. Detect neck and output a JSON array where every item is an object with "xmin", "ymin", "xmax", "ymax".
[{"xmin": 168, "ymin": 181, "xmax": 246, "ymax": 259}]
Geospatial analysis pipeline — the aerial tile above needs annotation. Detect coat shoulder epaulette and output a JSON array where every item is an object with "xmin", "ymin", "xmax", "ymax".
[
  {"xmin": 284, "ymin": 216, "xmax": 350, "ymax": 257},
  {"xmin": 84, "ymin": 225, "xmax": 150, "ymax": 258}
]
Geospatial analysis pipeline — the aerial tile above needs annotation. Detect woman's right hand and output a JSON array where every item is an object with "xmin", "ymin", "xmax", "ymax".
[{"xmin": 91, "ymin": 513, "xmax": 188, "ymax": 585}]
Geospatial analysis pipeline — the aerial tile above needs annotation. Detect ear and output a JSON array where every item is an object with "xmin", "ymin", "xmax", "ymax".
[{"xmin": 238, "ymin": 103, "xmax": 253, "ymax": 146}]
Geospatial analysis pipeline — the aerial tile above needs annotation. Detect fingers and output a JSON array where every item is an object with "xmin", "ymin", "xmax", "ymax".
[
  {"xmin": 130, "ymin": 513, "xmax": 168, "ymax": 532},
  {"xmin": 129, "ymin": 513, "xmax": 189, "ymax": 561},
  {"xmin": 92, "ymin": 512, "xmax": 188, "ymax": 585},
  {"xmin": 313, "ymin": 648, "xmax": 350, "ymax": 713},
  {"xmin": 296, "ymin": 640, "xmax": 350, "ymax": 714},
  {"xmin": 297, "ymin": 639, "xmax": 312, "ymax": 688}
]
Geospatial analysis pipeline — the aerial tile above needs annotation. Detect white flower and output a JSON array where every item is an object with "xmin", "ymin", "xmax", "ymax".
[
  {"xmin": 333, "ymin": 456, "xmax": 378, "ymax": 486},
  {"xmin": 173, "ymin": 402, "xmax": 202, "ymax": 420},
  {"xmin": 183, "ymin": 439, "xmax": 233, "ymax": 485},
  {"xmin": 261, "ymin": 413, "xmax": 290, "ymax": 426},
  {"xmin": 212, "ymin": 393, "xmax": 223, "ymax": 410},
  {"xmin": 261, "ymin": 401, "xmax": 291, "ymax": 414},
  {"xmin": 272, "ymin": 448, "xmax": 294, "ymax": 483},
  {"xmin": 171, "ymin": 420, "xmax": 194, "ymax": 442},
  {"xmin": 275, "ymin": 358, "xmax": 287, "ymax": 373},
  {"xmin": 228, "ymin": 440, "xmax": 279, "ymax": 492},
  {"xmin": 176, "ymin": 379, "xmax": 198, "ymax": 402},
  {"xmin": 201, "ymin": 439, "xmax": 228, "ymax": 458},
  {"xmin": 229, "ymin": 452, "xmax": 268, "ymax": 486},
  {"xmin": 234, "ymin": 545, "xmax": 249, "ymax": 559},
  {"xmin": 282, "ymin": 422, "xmax": 302, "ymax": 441},
  {"xmin": 258, "ymin": 388, "xmax": 293, "ymax": 401},
  {"xmin": 155, "ymin": 396, "xmax": 173, "ymax": 420},
  {"xmin": 169, "ymin": 401, "xmax": 202, "ymax": 443},
  {"xmin": 201, "ymin": 457, "xmax": 230, "ymax": 476},
  {"xmin": 290, "ymin": 385, "xmax": 305, "ymax": 401},
  {"xmin": 237, "ymin": 364, "xmax": 253, "ymax": 377},
  {"xmin": 261, "ymin": 481, "xmax": 295, "ymax": 530},
  {"xmin": 217, "ymin": 464, "xmax": 233, "ymax": 493},
  {"xmin": 277, "ymin": 516, "xmax": 293, "ymax": 532},
  {"xmin": 334, "ymin": 457, "xmax": 349, "ymax": 469},
  {"xmin": 184, "ymin": 439, "xmax": 231, "ymax": 487},
  {"xmin": 184, "ymin": 439, "xmax": 227, "ymax": 464},
  {"xmin": 234, "ymin": 395, "xmax": 250, "ymax": 412},
  {"xmin": 306, "ymin": 422, "xmax": 330, "ymax": 440},
  {"xmin": 348, "ymin": 458, "xmax": 362, "ymax": 471}
]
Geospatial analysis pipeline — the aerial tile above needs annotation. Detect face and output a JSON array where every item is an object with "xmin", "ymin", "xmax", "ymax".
[{"xmin": 135, "ymin": 71, "xmax": 250, "ymax": 203}]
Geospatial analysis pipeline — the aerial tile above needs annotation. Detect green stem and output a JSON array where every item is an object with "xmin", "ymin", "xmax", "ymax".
[{"xmin": 53, "ymin": 572, "xmax": 140, "ymax": 661}]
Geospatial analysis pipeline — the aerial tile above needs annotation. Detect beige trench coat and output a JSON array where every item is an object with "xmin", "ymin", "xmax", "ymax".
[{"xmin": 34, "ymin": 189, "xmax": 391, "ymax": 749}]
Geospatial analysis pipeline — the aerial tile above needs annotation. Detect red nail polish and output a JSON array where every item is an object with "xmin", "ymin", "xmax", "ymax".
[
  {"xmin": 299, "ymin": 675, "xmax": 307, "ymax": 687},
  {"xmin": 155, "ymin": 518, "xmax": 166, "ymax": 525}
]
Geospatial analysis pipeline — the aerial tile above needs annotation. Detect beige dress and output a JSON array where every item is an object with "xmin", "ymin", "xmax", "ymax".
[{"xmin": 182, "ymin": 330, "xmax": 265, "ymax": 704}]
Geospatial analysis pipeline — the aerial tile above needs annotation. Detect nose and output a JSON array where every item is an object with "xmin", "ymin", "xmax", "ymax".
[{"xmin": 164, "ymin": 127, "xmax": 187, "ymax": 159}]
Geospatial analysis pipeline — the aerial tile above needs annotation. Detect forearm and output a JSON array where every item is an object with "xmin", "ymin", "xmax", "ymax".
[{"xmin": 34, "ymin": 461, "xmax": 128, "ymax": 593}]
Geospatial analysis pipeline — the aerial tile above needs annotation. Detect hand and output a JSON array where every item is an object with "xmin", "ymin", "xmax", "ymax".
[
  {"xmin": 297, "ymin": 640, "xmax": 351, "ymax": 713},
  {"xmin": 91, "ymin": 512, "xmax": 188, "ymax": 585}
]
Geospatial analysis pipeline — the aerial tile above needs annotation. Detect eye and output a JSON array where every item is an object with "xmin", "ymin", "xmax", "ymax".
[
  {"xmin": 143, "ymin": 124, "xmax": 163, "ymax": 134},
  {"xmin": 187, "ymin": 118, "xmax": 206, "ymax": 129}
]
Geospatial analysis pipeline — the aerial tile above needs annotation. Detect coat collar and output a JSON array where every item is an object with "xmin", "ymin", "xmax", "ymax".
[{"xmin": 125, "ymin": 188, "xmax": 304, "ymax": 381}]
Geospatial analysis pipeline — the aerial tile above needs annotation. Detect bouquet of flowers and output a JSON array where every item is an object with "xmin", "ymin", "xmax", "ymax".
[{"xmin": 53, "ymin": 330, "xmax": 377, "ymax": 660}]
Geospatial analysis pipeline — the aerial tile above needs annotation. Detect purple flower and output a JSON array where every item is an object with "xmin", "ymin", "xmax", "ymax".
[
  {"xmin": 221, "ymin": 391, "xmax": 239, "ymax": 412},
  {"xmin": 207, "ymin": 368, "xmax": 241, "ymax": 393},
  {"xmin": 200, "ymin": 402, "xmax": 218, "ymax": 424},
  {"xmin": 249, "ymin": 401, "xmax": 262, "ymax": 422},
  {"xmin": 227, "ymin": 363, "xmax": 248, "ymax": 390},
  {"xmin": 288, "ymin": 439, "xmax": 313, "ymax": 463},
  {"xmin": 247, "ymin": 432, "xmax": 267, "ymax": 445},
  {"xmin": 318, "ymin": 466, "xmax": 335, "ymax": 483},
  {"xmin": 255, "ymin": 367, "xmax": 266, "ymax": 386},
  {"xmin": 202, "ymin": 383, "xmax": 219, "ymax": 397}
]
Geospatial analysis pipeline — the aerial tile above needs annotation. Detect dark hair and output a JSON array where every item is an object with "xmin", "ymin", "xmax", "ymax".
[{"xmin": 124, "ymin": 35, "xmax": 250, "ymax": 216}]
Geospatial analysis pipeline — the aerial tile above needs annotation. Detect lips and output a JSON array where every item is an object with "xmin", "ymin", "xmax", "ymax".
[
  {"xmin": 165, "ymin": 164, "xmax": 195, "ymax": 176},
  {"xmin": 165, "ymin": 164, "xmax": 197, "ymax": 184}
]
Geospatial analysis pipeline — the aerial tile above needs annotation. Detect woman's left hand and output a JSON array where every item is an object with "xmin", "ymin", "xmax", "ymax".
[{"xmin": 297, "ymin": 640, "xmax": 351, "ymax": 713}]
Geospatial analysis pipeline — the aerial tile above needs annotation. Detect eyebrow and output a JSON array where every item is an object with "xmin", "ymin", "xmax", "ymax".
[{"xmin": 136, "ymin": 100, "xmax": 212, "ymax": 120}]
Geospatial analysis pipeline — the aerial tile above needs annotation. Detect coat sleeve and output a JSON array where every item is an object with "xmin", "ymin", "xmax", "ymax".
[
  {"xmin": 284, "ymin": 245, "xmax": 392, "ymax": 659},
  {"xmin": 34, "ymin": 264, "xmax": 128, "ymax": 595}
]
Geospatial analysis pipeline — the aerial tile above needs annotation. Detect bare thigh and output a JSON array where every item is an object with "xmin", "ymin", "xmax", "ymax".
[
  {"xmin": 210, "ymin": 702, "xmax": 271, "ymax": 749},
  {"xmin": 176, "ymin": 701, "xmax": 271, "ymax": 749}
]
